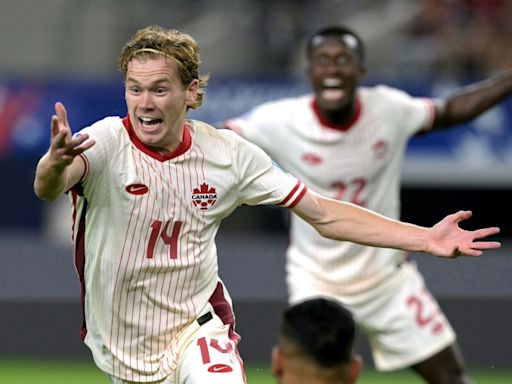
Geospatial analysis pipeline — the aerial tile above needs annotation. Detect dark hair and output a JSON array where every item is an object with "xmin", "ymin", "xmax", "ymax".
[
  {"xmin": 306, "ymin": 25, "xmax": 366, "ymax": 68},
  {"xmin": 280, "ymin": 297, "xmax": 356, "ymax": 368}
]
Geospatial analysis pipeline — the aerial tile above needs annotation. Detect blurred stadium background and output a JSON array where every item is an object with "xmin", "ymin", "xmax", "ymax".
[{"xmin": 1, "ymin": 0, "xmax": 511, "ymax": 379}]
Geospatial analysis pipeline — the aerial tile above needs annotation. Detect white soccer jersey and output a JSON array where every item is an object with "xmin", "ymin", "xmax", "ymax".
[
  {"xmin": 224, "ymin": 85, "xmax": 435, "ymax": 296},
  {"xmin": 70, "ymin": 117, "xmax": 306, "ymax": 382}
]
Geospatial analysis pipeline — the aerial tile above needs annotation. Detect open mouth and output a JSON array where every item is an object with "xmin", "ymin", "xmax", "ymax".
[
  {"xmin": 138, "ymin": 116, "xmax": 163, "ymax": 130},
  {"xmin": 320, "ymin": 78, "xmax": 345, "ymax": 101}
]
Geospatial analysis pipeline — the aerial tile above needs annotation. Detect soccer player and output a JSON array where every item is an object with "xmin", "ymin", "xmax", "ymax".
[
  {"xmin": 222, "ymin": 25, "xmax": 512, "ymax": 384},
  {"xmin": 33, "ymin": 25, "xmax": 500, "ymax": 384},
  {"xmin": 272, "ymin": 297, "xmax": 362, "ymax": 384}
]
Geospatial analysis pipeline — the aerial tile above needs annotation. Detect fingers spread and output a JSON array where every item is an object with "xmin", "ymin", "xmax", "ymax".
[
  {"xmin": 460, "ymin": 249, "xmax": 483, "ymax": 257},
  {"xmin": 51, "ymin": 129, "xmax": 68, "ymax": 150},
  {"xmin": 55, "ymin": 102, "xmax": 68, "ymax": 124},
  {"xmin": 453, "ymin": 210, "xmax": 472, "ymax": 223},
  {"xmin": 472, "ymin": 227, "xmax": 500, "ymax": 239},
  {"xmin": 457, "ymin": 240, "xmax": 501, "ymax": 257},
  {"xmin": 471, "ymin": 241, "xmax": 501, "ymax": 250},
  {"xmin": 51, "ymin": 115, "xmax": 60, "ymax": 137}
]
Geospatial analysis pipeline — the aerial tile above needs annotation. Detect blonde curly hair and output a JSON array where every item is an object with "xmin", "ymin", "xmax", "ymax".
[{"xmin": 117, "ymin": 25, "xmax": 209, "ymax": 110}]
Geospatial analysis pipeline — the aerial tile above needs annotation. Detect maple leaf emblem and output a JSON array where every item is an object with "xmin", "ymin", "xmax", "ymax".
[
  {"xmin": 372, "ymin": 139, "xmax": 388, "ymax": 159},
  {"xmin": 192, "ymin": 182, "xmax": 218, "ymax": 210}
]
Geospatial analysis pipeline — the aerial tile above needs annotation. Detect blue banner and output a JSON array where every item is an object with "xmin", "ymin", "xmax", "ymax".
[{"xmin": 2, "ymin": 76, "xmax": 511, "ymax": 186}]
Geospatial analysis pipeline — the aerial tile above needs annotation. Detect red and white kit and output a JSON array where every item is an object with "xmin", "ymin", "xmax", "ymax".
[
  {"xmin": 225, "ymin": 85, "xmax": 455, "ymax": 370},
  {"xmin": 71, "ymin": 117, "xmax": 306, "ymax": 382}
]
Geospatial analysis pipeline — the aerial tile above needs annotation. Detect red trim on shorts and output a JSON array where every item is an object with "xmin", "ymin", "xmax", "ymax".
[
  {"xmin": 208, "ymin": 283, "xmax": 238, "ymax": 343},
  {"xmin": 208, "ymin": 282, "xmax": 247, "ymax": 383}
]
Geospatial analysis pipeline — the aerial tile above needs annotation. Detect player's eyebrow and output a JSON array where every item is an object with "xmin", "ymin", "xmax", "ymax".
[{"xmin": 125, "ymin": 77, "xmax": 172, "ymax": 87}]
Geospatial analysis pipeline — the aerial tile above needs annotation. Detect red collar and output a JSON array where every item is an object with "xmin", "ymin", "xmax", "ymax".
[
  {"xmin": 122, "ymin": 116, "xmax": 192, "ymax": 161},
  {"xmin": 311, "ymin": 97, "xmax": 362, "ymax": 132}
]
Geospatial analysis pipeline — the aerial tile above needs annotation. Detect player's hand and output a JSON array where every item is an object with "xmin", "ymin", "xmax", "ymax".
[
  {"xmin": 426, "ymin": 210, "xmax": 501, "ymax": 258},
  {"xmin": 48, "ymin": 102, "xmax": 95, "ymax": 168}
]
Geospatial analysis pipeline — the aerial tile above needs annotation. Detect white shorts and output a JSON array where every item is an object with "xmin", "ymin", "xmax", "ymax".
[
  {"xmin": 109, "ymin": 283, "xmax": 246, "ymax": 384},
  {"xmin": 175, "ymin": 302, "xmax": 246, "ymax": 383},
  {"xmin": 289, "ymin": 262, "xmax": 456, "ymax": 371}
]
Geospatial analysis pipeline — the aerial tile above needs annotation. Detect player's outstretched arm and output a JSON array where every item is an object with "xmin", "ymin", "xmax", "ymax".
[
  {"xmin": 291, "ymin": 190, "xmax": 501, "ymax": 258},
  {"xmin": 34, "ymin": 102, "xmax": 95, "ymax": 201},
  {"xmin": 434, "ymin": 68, "xmax": 512, "ymax": 129}
]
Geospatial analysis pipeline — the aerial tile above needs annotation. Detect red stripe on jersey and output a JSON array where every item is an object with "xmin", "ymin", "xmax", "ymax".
[
  {"xmin": 69, "ymin": 155, "xmax": 88, "ymax": 196},
  {"xmin": 278, "ymin": 181, "xmax": 307, "ymax": 207},
  {"xmin": 73, "ymin": 198, "xmax": 88, "ymax": 341},
  {"xmin": 288, "ymin": 184, "xmax": 307, "ymax": 208},
  {"xmin": 78, "ymin": 153, "xmax": 89, "ymax": 182},
  {"xmin": 122, "ymin": 116, "xmax": 192, "ymax": 161}
]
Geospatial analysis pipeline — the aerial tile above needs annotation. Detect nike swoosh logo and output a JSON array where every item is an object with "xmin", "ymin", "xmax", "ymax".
[
  {"xmin": 125, "ymin": 184, "xmax": 149, "ymax": 195},
  {"xmin": 207, "ymin": 364, "xmax": 233, "ymax": 373}
]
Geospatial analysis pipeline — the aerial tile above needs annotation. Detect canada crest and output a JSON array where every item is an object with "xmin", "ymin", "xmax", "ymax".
[
  {"xmin": 372, "ymin": 139, "xmax": 388, "ymax": 159},
  {"xmin": 192, "ymin": 182, "xmax": 218, "ymax": 210}
]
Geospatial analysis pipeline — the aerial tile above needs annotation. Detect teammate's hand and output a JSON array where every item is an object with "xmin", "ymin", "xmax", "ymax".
[
  {"xmin": 48, "ymin": 102, "xmax": 95, "ymax": 167},
  {"xmin": 426, "ymin": 210, "xmax": 501, "ymax": 258}
]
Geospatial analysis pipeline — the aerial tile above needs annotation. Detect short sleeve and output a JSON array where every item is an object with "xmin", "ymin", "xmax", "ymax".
[
  {"xmin": 76, "ymin": 116, "xmax": 122, "ymax": 184},
  {"xmin": 375, "ymin": 85, "xmax": 435, "ymax": 137},
  {"xmin": 227, "ymin": 130, "xmax": 307, "ymax": 208},
  {"xmin": 223, "ymin": 100, "xmax": 290, "ymax": 159}
]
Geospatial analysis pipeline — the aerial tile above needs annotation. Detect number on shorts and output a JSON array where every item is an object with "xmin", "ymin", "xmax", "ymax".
[
  {"xmin": 197, "ymin": 337, "xmax": 234, "ymax": 365},
  {"xmin": 406, "ymin": 288, "xmax": 444, "ymax": 334}
]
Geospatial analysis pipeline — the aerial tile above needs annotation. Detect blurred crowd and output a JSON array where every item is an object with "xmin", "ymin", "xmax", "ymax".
[
  {"xmin": 2, "ymin": 0, "xmax": 511, "ymax": 82},
  {"xmin": 398, "ymin": 0, "xmax": 512, "ymax": 81},
  {"xmin": 246, "ymin": 0, "xmax": 512, "ymax": 83}
]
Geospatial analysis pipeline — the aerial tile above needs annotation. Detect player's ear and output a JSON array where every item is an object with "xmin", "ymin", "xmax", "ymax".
[
  {"xmin": 357, "ymin": 63, "xmax": 367, "ymax": 79},
  {"xmin": 347, "ymin": 354, "xmax": 363, "ymax": 384},
  {"xmin": 271, "ymin": 346, "xmax": 283, "ymax": 379},
  {"xmin": 185, "ymin": 79, "xmax": 198, "ymax": 106}
]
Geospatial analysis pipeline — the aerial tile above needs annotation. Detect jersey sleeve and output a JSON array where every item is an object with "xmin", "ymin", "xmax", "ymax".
[
  {"xmin": 376, "ymin": 85, "xmax": 436, "ymax": 137},
  {"xmin": 75, "ymin": 117, "xmax": 121, "ymax": 185},
  {"xmin": 227, "ymin": 130, "xmax": 307, "ymax": 208},
  {"xmin": 222, "ymin": 101, "xmax": 286, "ymax": 158}
]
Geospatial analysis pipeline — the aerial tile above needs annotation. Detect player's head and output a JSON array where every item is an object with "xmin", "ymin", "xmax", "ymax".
[
  {"xmin": 306, "ymin": 26, "xmax": 365, "ymax": 69},
  {"xmin": 117, "ymin": 25, "xmax": 210, "ymax": 153},
  {"xmin": 272, "ymin": 297, "xmax": 362, "ymax": 384},
  {"xmin": 117, "ymin": 24, "xmax": 209, "ymax": 110},
  {"xmin": 306, "ymin": 26, "xmax": 366, "ymax": 113}
]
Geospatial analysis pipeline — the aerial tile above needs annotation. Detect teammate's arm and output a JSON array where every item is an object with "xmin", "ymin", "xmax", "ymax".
[
  {"xmin": 291, "ymin": 189, "xmax": 501, "ymax": 258},
  {"xmin": 34, "ymin": 102, "xmax": 95, "ymax": 201},
  {"xmin": 433, "ymin": 69, "xmax": 512, "ymax": 129}
]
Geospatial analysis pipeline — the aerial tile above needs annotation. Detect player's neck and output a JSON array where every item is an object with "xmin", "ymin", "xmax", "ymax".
[{"xmin": 322, "ymin": 101, "xmax": 356, "ymax": 126}]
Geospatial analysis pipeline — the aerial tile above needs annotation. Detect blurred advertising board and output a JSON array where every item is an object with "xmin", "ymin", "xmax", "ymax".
[{"xmin": 2, "ymin": 76, "xmax": 511, "ymax": 187}]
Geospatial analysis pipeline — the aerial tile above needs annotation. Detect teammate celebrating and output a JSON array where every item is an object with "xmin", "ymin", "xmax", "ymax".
[
  {"xmin": 34, "ymin": 25, "xmax": 500, "ymax": 384},
  {"xmin": 223, "ymin": 25, "xmax": 512, "ymax": 384}
]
